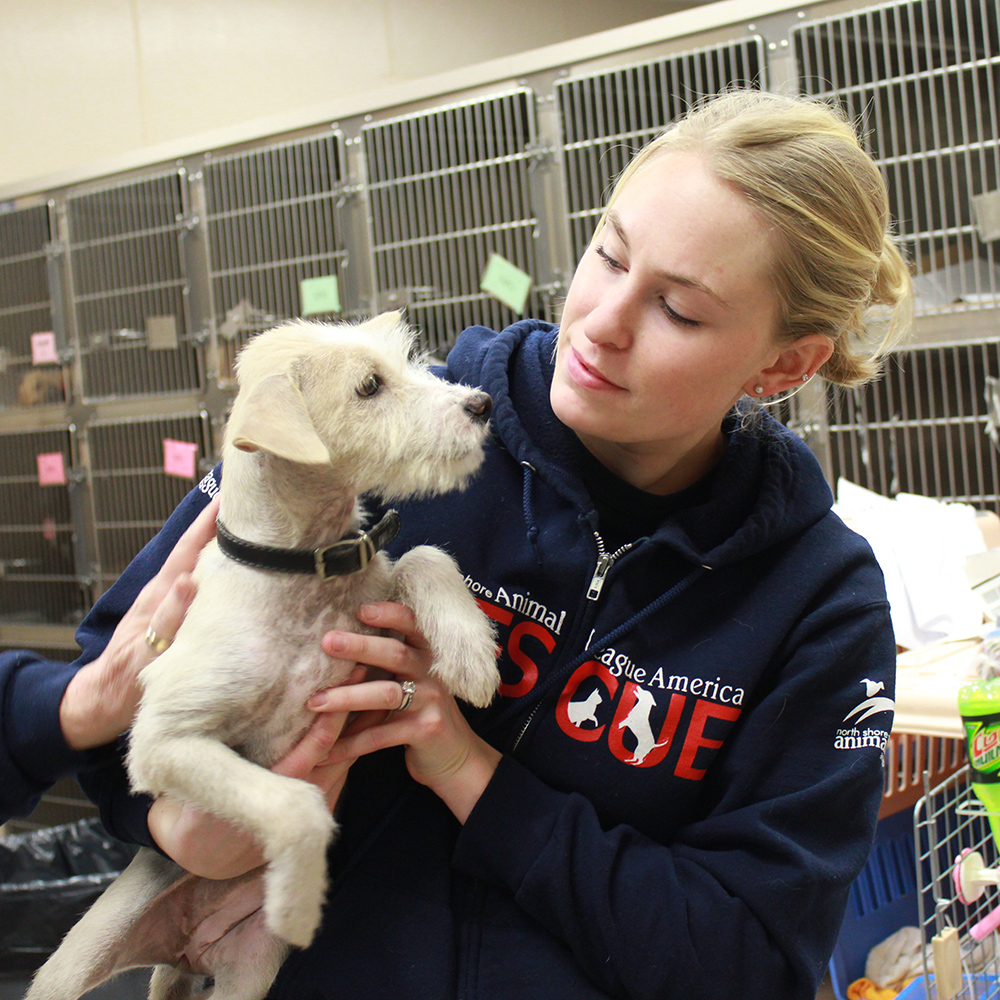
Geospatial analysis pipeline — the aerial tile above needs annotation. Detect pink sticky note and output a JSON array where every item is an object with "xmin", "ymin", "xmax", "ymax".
[
  {"xmin": 42, "ymin": 517, "xmax": 58, "ymax": 543},
  {"xmin": 31, "ymin": 332, "xmax": 60, "ymax": 365},
  {"xmin": 163, "ymin": 439, "xmax": 199, "ymax": 479},
  {"xmin": 37, "ymin": 452, "xmax": 67, "ymax": 486}
]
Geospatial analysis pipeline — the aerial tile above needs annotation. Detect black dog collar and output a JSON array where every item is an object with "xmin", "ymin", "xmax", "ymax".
[{"xmin": 216, "ymin": 510, "xmax": 401, "ymax": 578}]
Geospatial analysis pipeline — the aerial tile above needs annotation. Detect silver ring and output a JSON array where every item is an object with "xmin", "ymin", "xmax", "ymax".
[
  {"xmin": 144, "ymin": 625, "xmax": 171, "ymax": 655},
  {"xmin": 397, "ymin": 679, "xmax": 416, "ymax": 711}
]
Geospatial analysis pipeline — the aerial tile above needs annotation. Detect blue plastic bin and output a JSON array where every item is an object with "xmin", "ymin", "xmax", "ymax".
[
  {"xmin": 896, "ymin": 974, "xmax": 997, "ymax": 998},
  {"xmin": 828, "ymin": 807, "xmax": 920, "ymax": 998}
]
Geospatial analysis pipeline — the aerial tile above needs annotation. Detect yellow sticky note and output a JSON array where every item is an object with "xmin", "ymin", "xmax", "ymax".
[
  {"xmin": 300, "ymin": 275, "xmax": 341, "ymax": 316},
  {"xmin": 480, "ymin": 254, "xmax": 532, "ymax": 314}
]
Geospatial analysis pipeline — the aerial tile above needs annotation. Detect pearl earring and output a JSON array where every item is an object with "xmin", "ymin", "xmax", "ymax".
[
  {"xmin": 754, "ymin": 385, "xmax": 764, "ymax": 395},
  {"xmin": 801, "ymin": 373, "xmax": 810, "ymax": 382}
]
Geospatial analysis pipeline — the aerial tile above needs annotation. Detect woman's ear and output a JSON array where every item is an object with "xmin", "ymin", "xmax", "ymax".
[{"xmin": 744, "ymin": 334, "xmax": 835, "ymax": 397}]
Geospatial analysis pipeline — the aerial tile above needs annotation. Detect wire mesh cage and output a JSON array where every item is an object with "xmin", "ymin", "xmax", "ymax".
[
  {"xmin": 911, "ymin": 765, "xmax": 1000, "ymax": 998},
  {"xmin": 793, "ymin": 0, "xmax": 1000, "ymax": 316},
  {"xmin": 0, "ymin": 427, "xmax": 87, "ymax": 624},
  {"xmin": 362, "ymin": 89, "xmax": 541, "ymax": 357},
  {"xmin": 0, "ymin": 204, "xmax": 65, "ymax": 411},
  {"xmin": 827, "ymin": 343, "xmax": 1000, "ymax": 511},
  {"xmin": 203, "ymin": 131, "xmax": 347, "ymax": 381},
  {"xmin": 793, "ymin": 0, "xmax": 1000, "ymax": 513},
  {"xmin": 66, "ymin": 171, "xmax": 202, "ymax": 400},
  {"xmin": 555, "ymin": 36, "xmax": 767, "ymax": 267},
  {"xmin": 88, "ymin": 412, "xmax": 212, "ymax": 588}
]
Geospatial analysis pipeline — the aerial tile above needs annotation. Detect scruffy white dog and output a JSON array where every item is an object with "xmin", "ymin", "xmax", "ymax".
[{"xmin": 27, "ymin": 312, "xmax": 499, "ymax": 1000}]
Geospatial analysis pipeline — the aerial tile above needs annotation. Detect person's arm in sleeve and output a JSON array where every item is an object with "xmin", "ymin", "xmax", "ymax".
[
  {"xmin": 450, "ymin": 598, "xmax": 894, "ymax": 1000},
  {"xmin": 0, "ymin": 650, "xmax": 87, "ymax": 822}
]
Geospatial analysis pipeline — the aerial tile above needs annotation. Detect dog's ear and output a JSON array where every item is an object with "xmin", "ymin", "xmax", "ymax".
[{"xmin": 227, "ymin": 374, "xmax": 330, "ymax": 465}]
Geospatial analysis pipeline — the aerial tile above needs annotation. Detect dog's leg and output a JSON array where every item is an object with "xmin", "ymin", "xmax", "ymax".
[
  {"xmin": 148, "ymin": 968, "xmax": 208, "ymax": 1000},
  {"xmin": 25, "ymin": 850, "xmax": 186, "ymax": 1000},
  {"xmin": 128, "ymin": 731, "xmax": 334, "ymax": 948},
  {"xmin": 199, "ymin": 936, "xmax": 289, "ymax": 1000},
  {"xmin": 390, "ymin": 546, "xmax": 498, "ymax": 707}
]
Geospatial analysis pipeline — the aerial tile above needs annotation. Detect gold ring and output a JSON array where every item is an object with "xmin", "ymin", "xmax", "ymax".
[{"xmin": 145, "ymin": 626, "xmax": 172, "ymax": 655}]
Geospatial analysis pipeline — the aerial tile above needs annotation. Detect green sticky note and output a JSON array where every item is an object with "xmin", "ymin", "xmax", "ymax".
[
  {"xmin": 480, "ymin": 253, "xmax": 532, "ymax": 314},
  {"xmin": 300, "ymin": 275, "xmax": 341, "ymax": 316}
]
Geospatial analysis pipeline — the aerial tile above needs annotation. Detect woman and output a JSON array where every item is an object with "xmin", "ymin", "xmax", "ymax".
[{"xmin": 74, "ymin": 89, "xmax": 912, "ymax": 999}]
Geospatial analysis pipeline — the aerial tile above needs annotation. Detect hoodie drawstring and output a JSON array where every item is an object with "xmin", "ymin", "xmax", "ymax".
[{"xmin": 521, "ymin": 462, "xmax": 543, "ymax": 566}]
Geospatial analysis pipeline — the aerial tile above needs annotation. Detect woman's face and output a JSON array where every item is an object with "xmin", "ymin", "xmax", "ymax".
[{"xmin": 550, "ymin": 150, "xmax": 789, "ymax": 493}]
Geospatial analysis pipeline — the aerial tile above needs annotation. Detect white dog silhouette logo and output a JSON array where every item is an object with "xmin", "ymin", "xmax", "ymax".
[{"xmin": 617, "ymin": 688, "xmax": 670, "ymax": 766}]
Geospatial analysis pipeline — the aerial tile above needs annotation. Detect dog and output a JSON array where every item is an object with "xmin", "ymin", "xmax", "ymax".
[{"xmin": 26, "ymin": 312, "xmax": 499, "ymax": 1000}]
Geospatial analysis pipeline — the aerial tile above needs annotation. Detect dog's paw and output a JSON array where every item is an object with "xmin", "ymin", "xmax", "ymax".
[
  {"xmin": 267, "ymin": 893, "xmax": 324, "ymax": 950},
  {"xmin": 262, "ymin": 790, "xmax": 336, "ymax": 949},
  {"xmin": 431, "ymin": 614, "xmax": 499, "ymax": 709},
  {"xmin": 392, "ymin": 545, "xmax": 500, "ymax": 707}
]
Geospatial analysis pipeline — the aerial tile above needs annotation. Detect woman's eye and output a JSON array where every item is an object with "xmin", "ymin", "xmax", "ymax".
[
  {"xmin": 595, "ymin": 245, "xmax": 625, "ymax": 271},
  {"xmin": 661, "ymin": 300, "xmax": 700, "ymax": 328},
  {"xmin": 357, "ymin": 373, "xmax": 382, "ymax": 397}
]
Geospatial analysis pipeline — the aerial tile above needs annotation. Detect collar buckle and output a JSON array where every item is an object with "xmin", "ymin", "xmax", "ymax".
[{"xmin": 314, "ymin": 529, "xmax": 377, "ymax": 579}]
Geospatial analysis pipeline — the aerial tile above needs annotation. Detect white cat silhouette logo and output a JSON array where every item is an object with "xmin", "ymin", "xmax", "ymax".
[{"xmin": 567, "ymin": 689, "xmax": 602, "ymax": 728}]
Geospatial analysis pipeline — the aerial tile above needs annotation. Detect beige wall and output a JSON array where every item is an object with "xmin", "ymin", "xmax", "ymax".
[{"xmin": 0, "ymin": 0, "xmax": 686, "ymax": 191}]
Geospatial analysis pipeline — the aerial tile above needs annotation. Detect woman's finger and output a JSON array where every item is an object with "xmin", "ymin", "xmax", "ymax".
[
  {"xmin": 164, "ymin": 495, "xmax": 220, "ymax": 576},
  {"xmin": 322, "ymin": 630, "xmax": 429, "ymax": 677},
  {"xmin": 272, "ymin": 710, "xmax": 350, "ymax": 779},
  {"xmin": 325, "ymin": 714, "xmax": 417, "ymax": 766},
  {"xmin": 308, "ymin": 678, "xmax": 415, "ymax": 715},
  {"xmin": 134, "ymin": 497, "xmax": 219, "ymax": 617},
  {"xmin": 357, "ymin": 602, "xmax": 431, "ymax": 649},
  {"xmin": 142, "ymin": 572, "xmax": 197, "ymax": 659}
]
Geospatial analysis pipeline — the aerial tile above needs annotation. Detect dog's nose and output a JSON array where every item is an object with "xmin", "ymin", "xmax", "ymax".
[{"xmin": 465, "ymin": 391, "xmax": 492, "ymax": 424}]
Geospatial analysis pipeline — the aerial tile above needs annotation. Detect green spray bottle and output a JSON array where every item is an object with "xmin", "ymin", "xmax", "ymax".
[{"xmin": 959, "ymin": 676, "xmax": 1000, "ymax": 847}]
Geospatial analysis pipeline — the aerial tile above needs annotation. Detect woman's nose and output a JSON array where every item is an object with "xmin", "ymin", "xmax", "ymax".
[{"xmin": 584, "ymin": 284, "xmax": 636, "ymax": 349}]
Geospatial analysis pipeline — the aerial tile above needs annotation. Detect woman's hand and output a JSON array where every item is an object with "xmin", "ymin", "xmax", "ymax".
[
  {"xmin": 311, "ymin": 603, "xmax": 501, "ymax": 824},
  {"xmin": 59, "ymin": 497, "xmax": 220, "ymax": 751},
  {"xmin": 148, "ymin": 680, "xmax": 361, "ymax": 880}
]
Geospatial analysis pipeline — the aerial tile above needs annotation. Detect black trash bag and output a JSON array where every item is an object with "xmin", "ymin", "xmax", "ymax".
[{"xmin": 0, "ymin": 818, "xmax": 138, "ymax": 971}]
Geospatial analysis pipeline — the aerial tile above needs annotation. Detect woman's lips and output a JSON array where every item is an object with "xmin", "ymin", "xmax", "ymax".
[{"xmin": 566, "ymin": 347, "xmax": 624, "ymax": 391}]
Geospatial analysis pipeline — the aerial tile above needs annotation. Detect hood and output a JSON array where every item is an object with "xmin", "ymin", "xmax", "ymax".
[{"xmin": 446, "ymin": 321, "xmax": 835, "ymax": 569}]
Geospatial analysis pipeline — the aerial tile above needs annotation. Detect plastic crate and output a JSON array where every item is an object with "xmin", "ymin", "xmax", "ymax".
[
  {"xmin": 896, "ymin": 974, "xmax": 997, "ymax": 998},
  {"xmin": 829, "ymin": 807, "xmax": 920, "ymax": 998},
  {"xmin": 880, "ymin": 732, "xmax": 966, "ymax": 819}
]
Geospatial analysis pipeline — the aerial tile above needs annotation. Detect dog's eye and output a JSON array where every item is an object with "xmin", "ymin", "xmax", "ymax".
[{"xmin": 357, "ymin": 373, "xmax": 382, "ymax": 398}]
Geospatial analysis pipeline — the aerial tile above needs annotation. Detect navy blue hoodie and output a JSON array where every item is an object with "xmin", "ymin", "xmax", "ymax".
[{"xmin": 70, "ymin": 320, "xmax": 894, "ymax": 1000}]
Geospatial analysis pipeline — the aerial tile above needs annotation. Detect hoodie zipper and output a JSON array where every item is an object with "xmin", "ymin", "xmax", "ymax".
[
  {"xmin": 586, "ymin": 533, "xmax": 637, "ymax": 601},
  {"xmin": 511, "ymin": 534, "xmax": 639, "ymax": 753}
]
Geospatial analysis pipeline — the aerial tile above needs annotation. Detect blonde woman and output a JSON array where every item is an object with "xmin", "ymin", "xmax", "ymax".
[{"xmin": 76, "ymin": 90, "xmax": 912, "ymax": 1000}]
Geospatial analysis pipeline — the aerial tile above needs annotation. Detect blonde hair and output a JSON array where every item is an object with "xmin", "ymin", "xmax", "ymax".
[{"xmin": 600, "ymin": 89, "xmax": 913, "ymax": 388}]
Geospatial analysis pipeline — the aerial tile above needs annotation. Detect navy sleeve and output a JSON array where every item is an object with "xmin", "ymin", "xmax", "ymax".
[
  {"xmin": 0, "ymin": 650, "xmax": 84, "ymax": 822},
  {"xmin": 74, "ymin": 468, "xmax": 220, "ymax": 846},
  {"xmin": 453, "ymin": 598, "xmax": 894, "ymax": 1000}
]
